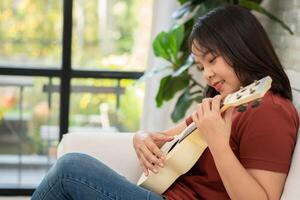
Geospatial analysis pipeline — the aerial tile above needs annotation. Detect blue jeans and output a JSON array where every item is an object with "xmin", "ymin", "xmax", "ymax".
[{"xmin": 31, "ymin": 153, "xmax": 164, "ymax": 200}]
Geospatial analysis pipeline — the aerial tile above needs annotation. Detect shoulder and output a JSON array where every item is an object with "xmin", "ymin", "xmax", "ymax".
[
  {"xmin": 233, "ymin": 91, "xmax": 299, "ymax": 128},
  {"xmin": 232, "ymin": 92, "xmax": 299, "ymax": 173},
  {"xmin": 232, "ymin": 91, "xmax": 299, "ymax": 140}
]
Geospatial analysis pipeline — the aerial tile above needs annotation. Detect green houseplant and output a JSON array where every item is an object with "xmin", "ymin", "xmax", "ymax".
[{"xmin": 148, "ymin": 0, "xmax": 293, "ymax": 122}]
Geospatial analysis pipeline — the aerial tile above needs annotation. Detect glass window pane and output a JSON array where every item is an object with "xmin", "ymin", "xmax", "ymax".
[
  {"xmin": 0, "ymin": 1, "xmax": 63, "ymax": 68},
  {"xmin": 0, "ymin": 76, "xmax": 60, "ymax": 188},
  {"xmin": 70, "ymin": 78, "xmax": 144, "ymax": 133},
  {"xmin": 72, "ymin": 0, "xmax": 153, "ymax": 71}
]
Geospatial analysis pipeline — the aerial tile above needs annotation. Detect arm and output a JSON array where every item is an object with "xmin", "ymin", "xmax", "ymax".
[
  {"xmin": 193, "ymin": 96, "xmax": 289, "ymax": 200},
  {"xmin": 211, "ymin": 145, "xmax": 286, "ymax": 200},
  {"xmin": 133, "ymin": 118, "xmax": 190, "ymax": 175},
  {"xmin": 161, "ymin": 120, "xmax": 188, "ymax": 137}
]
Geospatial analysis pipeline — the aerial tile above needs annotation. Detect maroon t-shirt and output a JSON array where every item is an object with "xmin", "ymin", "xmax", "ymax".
[{"xmin": 163, "ymin": 91, "xmax": 299, "ymax": 200}]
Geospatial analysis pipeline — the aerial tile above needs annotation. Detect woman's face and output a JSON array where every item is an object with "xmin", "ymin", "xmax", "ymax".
[{"xmin": 192, "ymin": 44, "xmax": 241, "ymax": 97}]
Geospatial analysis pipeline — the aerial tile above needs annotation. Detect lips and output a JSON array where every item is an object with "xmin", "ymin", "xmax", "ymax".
[{"xmin": 212, "ymin": 80, "xmax": 225, "ymax": 91}]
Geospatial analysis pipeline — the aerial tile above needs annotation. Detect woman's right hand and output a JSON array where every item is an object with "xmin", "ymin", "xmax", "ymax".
[{"xmin": 133, "ymin": 131, "xmax": 174, "ymax": 176}]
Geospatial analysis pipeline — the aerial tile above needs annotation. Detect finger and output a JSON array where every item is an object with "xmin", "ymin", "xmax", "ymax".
[
  {"xmin": 136, "ymin": 141, "xmax": 160, "ymax": 165},
  {"xmin": 137, "ymin": 154, "xmax": 149, "ymax": 176},
  {"xmin": 136, "ymin": 151, "xmax": 150, "ymax": 176},
  {"xmin": 140, "ymin": 153, "xmax": 158, "ymax": 174},
  {"xmin": 224, "ymin": 107, "xmax": 234, "ymax": 124},
  {"xmin": 145, "ymin": 139, "xmax": 164, "ymax": 160},
  {"xmin": 157, "ymin": 156, "xmax": 165, "ymax": 167},
  {"xmin": 141, "ymin": 144, "xmax": 160, "ymax": 165},
  {"xmin": 150, "ymin": 133, "xmax": 174, "ymax": 142},
  {"xmin": 211, "ymin": 95, "xmax": 222, "ymax": 112},
  {"xmin": 196, "ymin": 103, "xmax": 203, "ymax": 119},
  {"xmin": 192, "ymin": 111, "xmax": 198, "ymax": 123},
  {"xmin": 202, "ymin": 98, "xmax": 212, "ymax": 113}
]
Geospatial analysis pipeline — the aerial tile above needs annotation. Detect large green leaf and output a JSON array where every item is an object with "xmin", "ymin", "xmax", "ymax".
[
  {"xmin": 249, "ymin": 0, "xmax": 263, "ymax": 3},
  {"xmin": 203, "ymin": 0, "xmax": 230, "ymax": 11},
  {"xmin": 152, "ymin": 25, "xmax": 185, "ymax": 64},
  {"xmin": 152, "ymin": 32, "xmax": 172, "ymax": 62},
  {"xmin": 172, "ymin": 55, "xmax": 194, "ymax": 77},
  {"xmin": 172, "ymin": 25, "xmax": 185, "ymax": 58},
  {"xmin": 192, "ymin": 94, "xmax": 204, "ymax": 103},
  {"xmin": 178, "ymin": 0, "xmax": 190, "ymax": 5},
  {"xmin": 156, "ymin": 73, "xmax": 189, "ymax": 107},
  {"xmin": 171, "ymin": 89, "xmax": 193, "ymax": 122},
  {"xmin": 239, "ymin": 0, "xmax": 293, "ymax": 34},
  {"xmin": 171, "ymin": 88, "xmax": 205, "ymax": 122}
]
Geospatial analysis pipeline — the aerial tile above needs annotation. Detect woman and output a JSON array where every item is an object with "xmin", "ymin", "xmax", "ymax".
[{"xmin": 32, "ymin": 5, "xmax": 299, "ymax": 200}]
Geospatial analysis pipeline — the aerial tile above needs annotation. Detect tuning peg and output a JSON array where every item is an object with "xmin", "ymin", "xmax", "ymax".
[
  {"xmin": 237, "ymin": 104, "xmax": 248, "ymax": 112},
  {"xmin": 254, "ymin": 80, "xmax": 260, "ymax": 86},
  {"xmin": 251, "ymin": 99, "xmax": 261, "ymax": 108},
  {"xmin": 240, "ymin": 86, "xmax": 246, "ymax": 92},
  {"xmin": 249, "ymin": 88, "xmax": 256, "ymax": 94},
  {"xmin": 236, "ymin": 93, "xmax": 242, "ymax": 99}
]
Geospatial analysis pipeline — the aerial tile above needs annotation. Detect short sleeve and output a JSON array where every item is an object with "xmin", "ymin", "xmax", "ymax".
[{"xmin": 239, "ymin": 101, "xmax": 298, "ymax": 173}]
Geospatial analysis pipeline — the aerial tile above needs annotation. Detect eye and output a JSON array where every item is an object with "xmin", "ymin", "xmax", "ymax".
[{"xmin": 209, "ymin": 56, "xmax": 217, "ymax": 64}]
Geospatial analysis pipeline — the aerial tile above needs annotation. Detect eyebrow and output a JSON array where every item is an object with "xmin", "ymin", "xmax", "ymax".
[
  {"xmin": 201, "ymin": 52, "xmax": 210, "ymax": 60},
  {"xmin": 192, "ymin": 51, "xmax": 210, "ymax": 65}
]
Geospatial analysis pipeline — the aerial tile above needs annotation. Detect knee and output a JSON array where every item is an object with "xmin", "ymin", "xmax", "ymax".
[{"xmin": 54, "ymin": 153, "xmax": 91, "ymax": 175}]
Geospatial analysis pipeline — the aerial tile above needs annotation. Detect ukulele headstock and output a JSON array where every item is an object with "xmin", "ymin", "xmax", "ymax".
[{"xmin": 221, "ymin": 76, "xmax": 272, "ymax": 112}]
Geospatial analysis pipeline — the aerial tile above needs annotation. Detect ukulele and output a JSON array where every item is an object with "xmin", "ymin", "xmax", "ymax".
[{"xmin": 137, "ymin": 76, "xmax": 273, "ymax": 194}]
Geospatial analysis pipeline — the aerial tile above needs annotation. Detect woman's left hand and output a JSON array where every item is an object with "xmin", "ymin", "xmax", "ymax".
[{"xmin": 192, "ymin": 95, "xmax": 234, "ymax": 153}]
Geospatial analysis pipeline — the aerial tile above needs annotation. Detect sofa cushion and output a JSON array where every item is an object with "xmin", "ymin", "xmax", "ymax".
[{"xmin": 57, "ymin": 132, "xmax": 141, "ymax": 183}]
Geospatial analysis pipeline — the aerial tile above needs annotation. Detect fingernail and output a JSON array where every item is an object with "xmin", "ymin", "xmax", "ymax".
[
  {"xmin": 153, "ymin": 169, "xmax": 158, "ymax": 173},
  {"xmin": 159, "ymin": 163, "xmax": 164, "ymax": 167}
]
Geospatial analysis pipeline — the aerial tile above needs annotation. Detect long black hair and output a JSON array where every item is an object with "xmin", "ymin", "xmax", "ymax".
[{"xmin": 189, "ymin": 5, "xmax": 292, "ymax": 100}]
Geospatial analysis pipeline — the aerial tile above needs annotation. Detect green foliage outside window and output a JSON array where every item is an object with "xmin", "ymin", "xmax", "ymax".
[{"xmin": 0, "ymin": 0, "xmax": 153, "ymax": 155}]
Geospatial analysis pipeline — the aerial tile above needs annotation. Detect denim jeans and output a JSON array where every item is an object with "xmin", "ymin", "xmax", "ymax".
[{"xmin": 31, "ymin": 153, "xmax": 164, "ymax": 200}]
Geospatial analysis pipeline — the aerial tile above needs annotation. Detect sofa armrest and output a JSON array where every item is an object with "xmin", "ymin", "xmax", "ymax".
[
  {"xmin": 280, "ymin": 71, "xmax": 300, "ymax": 200},
  {"xmin": 281, "ymin": 90, "xmax": 300, "ymax": 200},
  {"xmin": 57, "ymin": 132, "xmax": 142, "ymax": 183},
  {"xmin": 281, "ymin": 134, "xmax": 300, "ymax": 200}
]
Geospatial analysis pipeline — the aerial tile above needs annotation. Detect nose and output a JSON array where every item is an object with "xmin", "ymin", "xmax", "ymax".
[{"xmin": 203, "ymin": 67, "xmax": 215, "ymax": 80}]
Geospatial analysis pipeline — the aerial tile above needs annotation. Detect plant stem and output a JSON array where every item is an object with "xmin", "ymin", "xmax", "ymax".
[
  {"xmin": 190, "ymin": 90, "xmax": 202, "ymax": 96},
  {"xmin": 190, "ymin": 77, "xmax": 205, "ymax": 89}
]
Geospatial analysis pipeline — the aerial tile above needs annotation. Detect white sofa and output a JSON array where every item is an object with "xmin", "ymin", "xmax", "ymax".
[{"xmin": 57, "ymin": 70, "xmax": 300, "ymax": 199}]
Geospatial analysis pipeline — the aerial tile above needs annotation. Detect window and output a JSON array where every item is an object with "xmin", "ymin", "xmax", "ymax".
[
  {"xmin": 0, "ymin": 1, "xmax": 63, "ymax": 67},
  {"xmin": 0, "ymin": 0, "xmax": 152, "ymax": 195},
  {"xmin": 72, "ymin": 0, "xmax": 152, "ymax": 71},
  {"xmin": 0, "ymin": 76, "xmax": 60, "ymax": 188}
]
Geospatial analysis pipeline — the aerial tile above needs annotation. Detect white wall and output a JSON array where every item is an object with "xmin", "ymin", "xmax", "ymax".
[
  {"xmin": 258, "ymin": 0, "xmax": 300, "ymax": 72},
  {"xmin": 141, "ymin": 0, "xmax": 180, "ymax": 131}
]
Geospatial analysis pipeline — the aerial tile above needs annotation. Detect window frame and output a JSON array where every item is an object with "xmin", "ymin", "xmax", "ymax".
[{"xmin": 0, "ymin": 0, "xmax": 143, "ymax": 195}]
